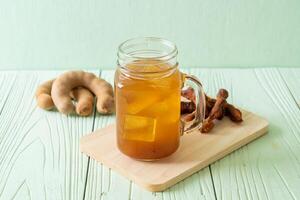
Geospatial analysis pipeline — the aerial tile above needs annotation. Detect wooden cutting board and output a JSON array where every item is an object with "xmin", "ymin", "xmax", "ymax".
[{"xmin": 80, "ymin": 110, "xmax": 268, "ymax": 192}]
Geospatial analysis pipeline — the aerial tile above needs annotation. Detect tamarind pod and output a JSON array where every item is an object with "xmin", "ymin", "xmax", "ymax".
[
  {"xmin": 181, "ymin": 87, "xmax": 196, "ymax": 103},
  {"xmin": 70, "ymin": 87, "xmax": 94, "ymax": 116},
  {"xmin": 181, "ymin": 101, "xmax": 196, "ymax": 114},
  {"xmin": 35, "ymin": 78, "xmax": 95, "ymax": 116},
  {"xmin": 35, "ymin": 79, "xmax": 55, "ymax": 110},
  {"xmin": 225, "ymin": 104, "xmax": 243, "ymax": 122},
  {"xmin": 51, "ymin": 71, "xmax": 114, "ymax": 115},
  {"xmin": 181, "ymin": 111, "xmax": 196, "ymax": 122},
  {"xmin": 200, "ymin": 119, "xmax": 215, "ymax": 133},
  {"xmin": 217, "ymin": 89, "xmax": 229, "ymax": 99},
  {"xmin": 205, "ymin": 95, "xmax": 216, "ymax": 118},
  {"xmin": 208, "ymin": 89, "xmax": 228, "ymax": 120}
]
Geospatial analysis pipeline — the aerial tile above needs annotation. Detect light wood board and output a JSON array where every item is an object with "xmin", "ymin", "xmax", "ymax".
[{"xmin": 80, "ymin": 110, "xmax": 268, "ymax": 192}]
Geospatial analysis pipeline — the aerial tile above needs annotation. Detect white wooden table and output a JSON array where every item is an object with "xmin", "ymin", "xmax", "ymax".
[{"xmin": 0, "ymin": 68, "xmax": 299, "ymax": 200}]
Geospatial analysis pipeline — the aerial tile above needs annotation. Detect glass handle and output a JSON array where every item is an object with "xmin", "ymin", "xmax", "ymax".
[{"xmin": 181, "ymin": 73, "xmax": 206, "ymax": 134}]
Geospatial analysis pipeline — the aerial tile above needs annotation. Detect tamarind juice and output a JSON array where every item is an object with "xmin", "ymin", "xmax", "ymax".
[{"xmin": 115, "ymin": 60, "xmax": 182, "ymax": 160}]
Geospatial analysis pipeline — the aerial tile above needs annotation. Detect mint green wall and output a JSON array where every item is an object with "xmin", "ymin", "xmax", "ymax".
[{"xmin": 0, "ymin": 0, "xmax": 299, "ymax": 70}]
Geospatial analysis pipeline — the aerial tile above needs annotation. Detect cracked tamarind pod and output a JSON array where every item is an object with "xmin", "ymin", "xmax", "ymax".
[
  {"xmin": 209, "ymin": 89, "xmax": 228, "ymax": 120},
  {"xmin": 181, "ymin": 87, "xmax": 243, "ymax": 133},
  {"xmin": 181, "ymin": 87, "xmax": 196, "ymax": 103},
  {"xmin": 225, "ymin": 103, "xmax": 243, "ymax": 122},
  {"xmin": 200, "ymin": 89, "xmax": 228, "ymax": 133},
  {"xmin": 180, "ymin": 101, "xmax": 196, "ymax": 115},
  {"xmin": 180, "ymin": 87, "xmax": 196, "ymax": 121},
  {"xmin": 200, "ymin": 119, "xmax": 215, "ymax": 133},
  {"xmin": 205, "ymin": 95, "xmax": 216, "ymax": 118}
]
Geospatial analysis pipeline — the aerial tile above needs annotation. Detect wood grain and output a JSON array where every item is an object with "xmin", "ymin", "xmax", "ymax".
[
  {"xmin": 0, "ymin": 72, "xmax": 17, "ymax": 115},
  {"xmin": 190, "ymin": 68, "xmax": 300, "ymax": 200},
  {"xmin": 0, "ymin": 71, "xmax": 98, "ymax": 200},
  {"xmin": 279, "ymin": 68, "xmax": 300, "ymax": 108},
  {"xmin": 83, "ymin": 70, "xmax": 132, "ymax": 200}
]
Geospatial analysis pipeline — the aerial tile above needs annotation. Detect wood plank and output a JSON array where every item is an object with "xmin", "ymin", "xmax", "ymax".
[
  {"xmin": 84, "ymin": 70, "xmax": 132, "ymax": 200},
  {"xmin": 0, "ymin": 72, "xmax": 17, "ymax": 114},
  {"xmin": 279, "ymin": 68, "xmax": 300, "ymax": 108},
  {"xmin": 84, "ymin": 70, "xmax": 216, "ymax": 200},
  {"xmin": 0, "ymin": 71, "xmax": 98, "ymax": 200},
  {"xmin": 189, "ymin": 68, "xmax": 300, "ymax": 200}
]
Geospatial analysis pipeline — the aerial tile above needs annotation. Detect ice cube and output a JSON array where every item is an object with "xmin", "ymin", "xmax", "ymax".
[
  {"xmin": 139, "ymin": 92, "xmax": 180, "ymax": 123},
  {"xmin": 125, "ymin": 90, "xmax": 161, "ymax": 114},
  {"xmin": 123, "ymin": 115, "xmax": 157, "ymax": 142},
  {"xmin": 148, "ymin": 69, "xmax": 180, "ymax": 90}
]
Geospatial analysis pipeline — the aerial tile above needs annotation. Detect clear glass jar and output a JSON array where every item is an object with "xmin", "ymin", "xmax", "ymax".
[{"xmin": 115, "ymin": 37, "xmax": 205, "ymax": 160}]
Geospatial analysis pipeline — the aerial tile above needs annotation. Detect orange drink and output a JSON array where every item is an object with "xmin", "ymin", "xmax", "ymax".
[
  {"xmin": 115, "ymin": 37, "xmax": 205, "ymax": 160},
  {"xmin": 115, "ymin": 60, "xmax": 182, "ymax": 159}
]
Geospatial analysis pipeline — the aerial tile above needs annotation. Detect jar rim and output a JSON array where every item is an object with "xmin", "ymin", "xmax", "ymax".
[{"xmin": 118, "ymin": 37, "xmax": 178, "ymax": 61}]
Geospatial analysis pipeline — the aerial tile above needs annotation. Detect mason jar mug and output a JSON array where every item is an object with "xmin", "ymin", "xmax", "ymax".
[{"xmin": 115, "ymin": 37, "xmax": 205, "ymax": 160}]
